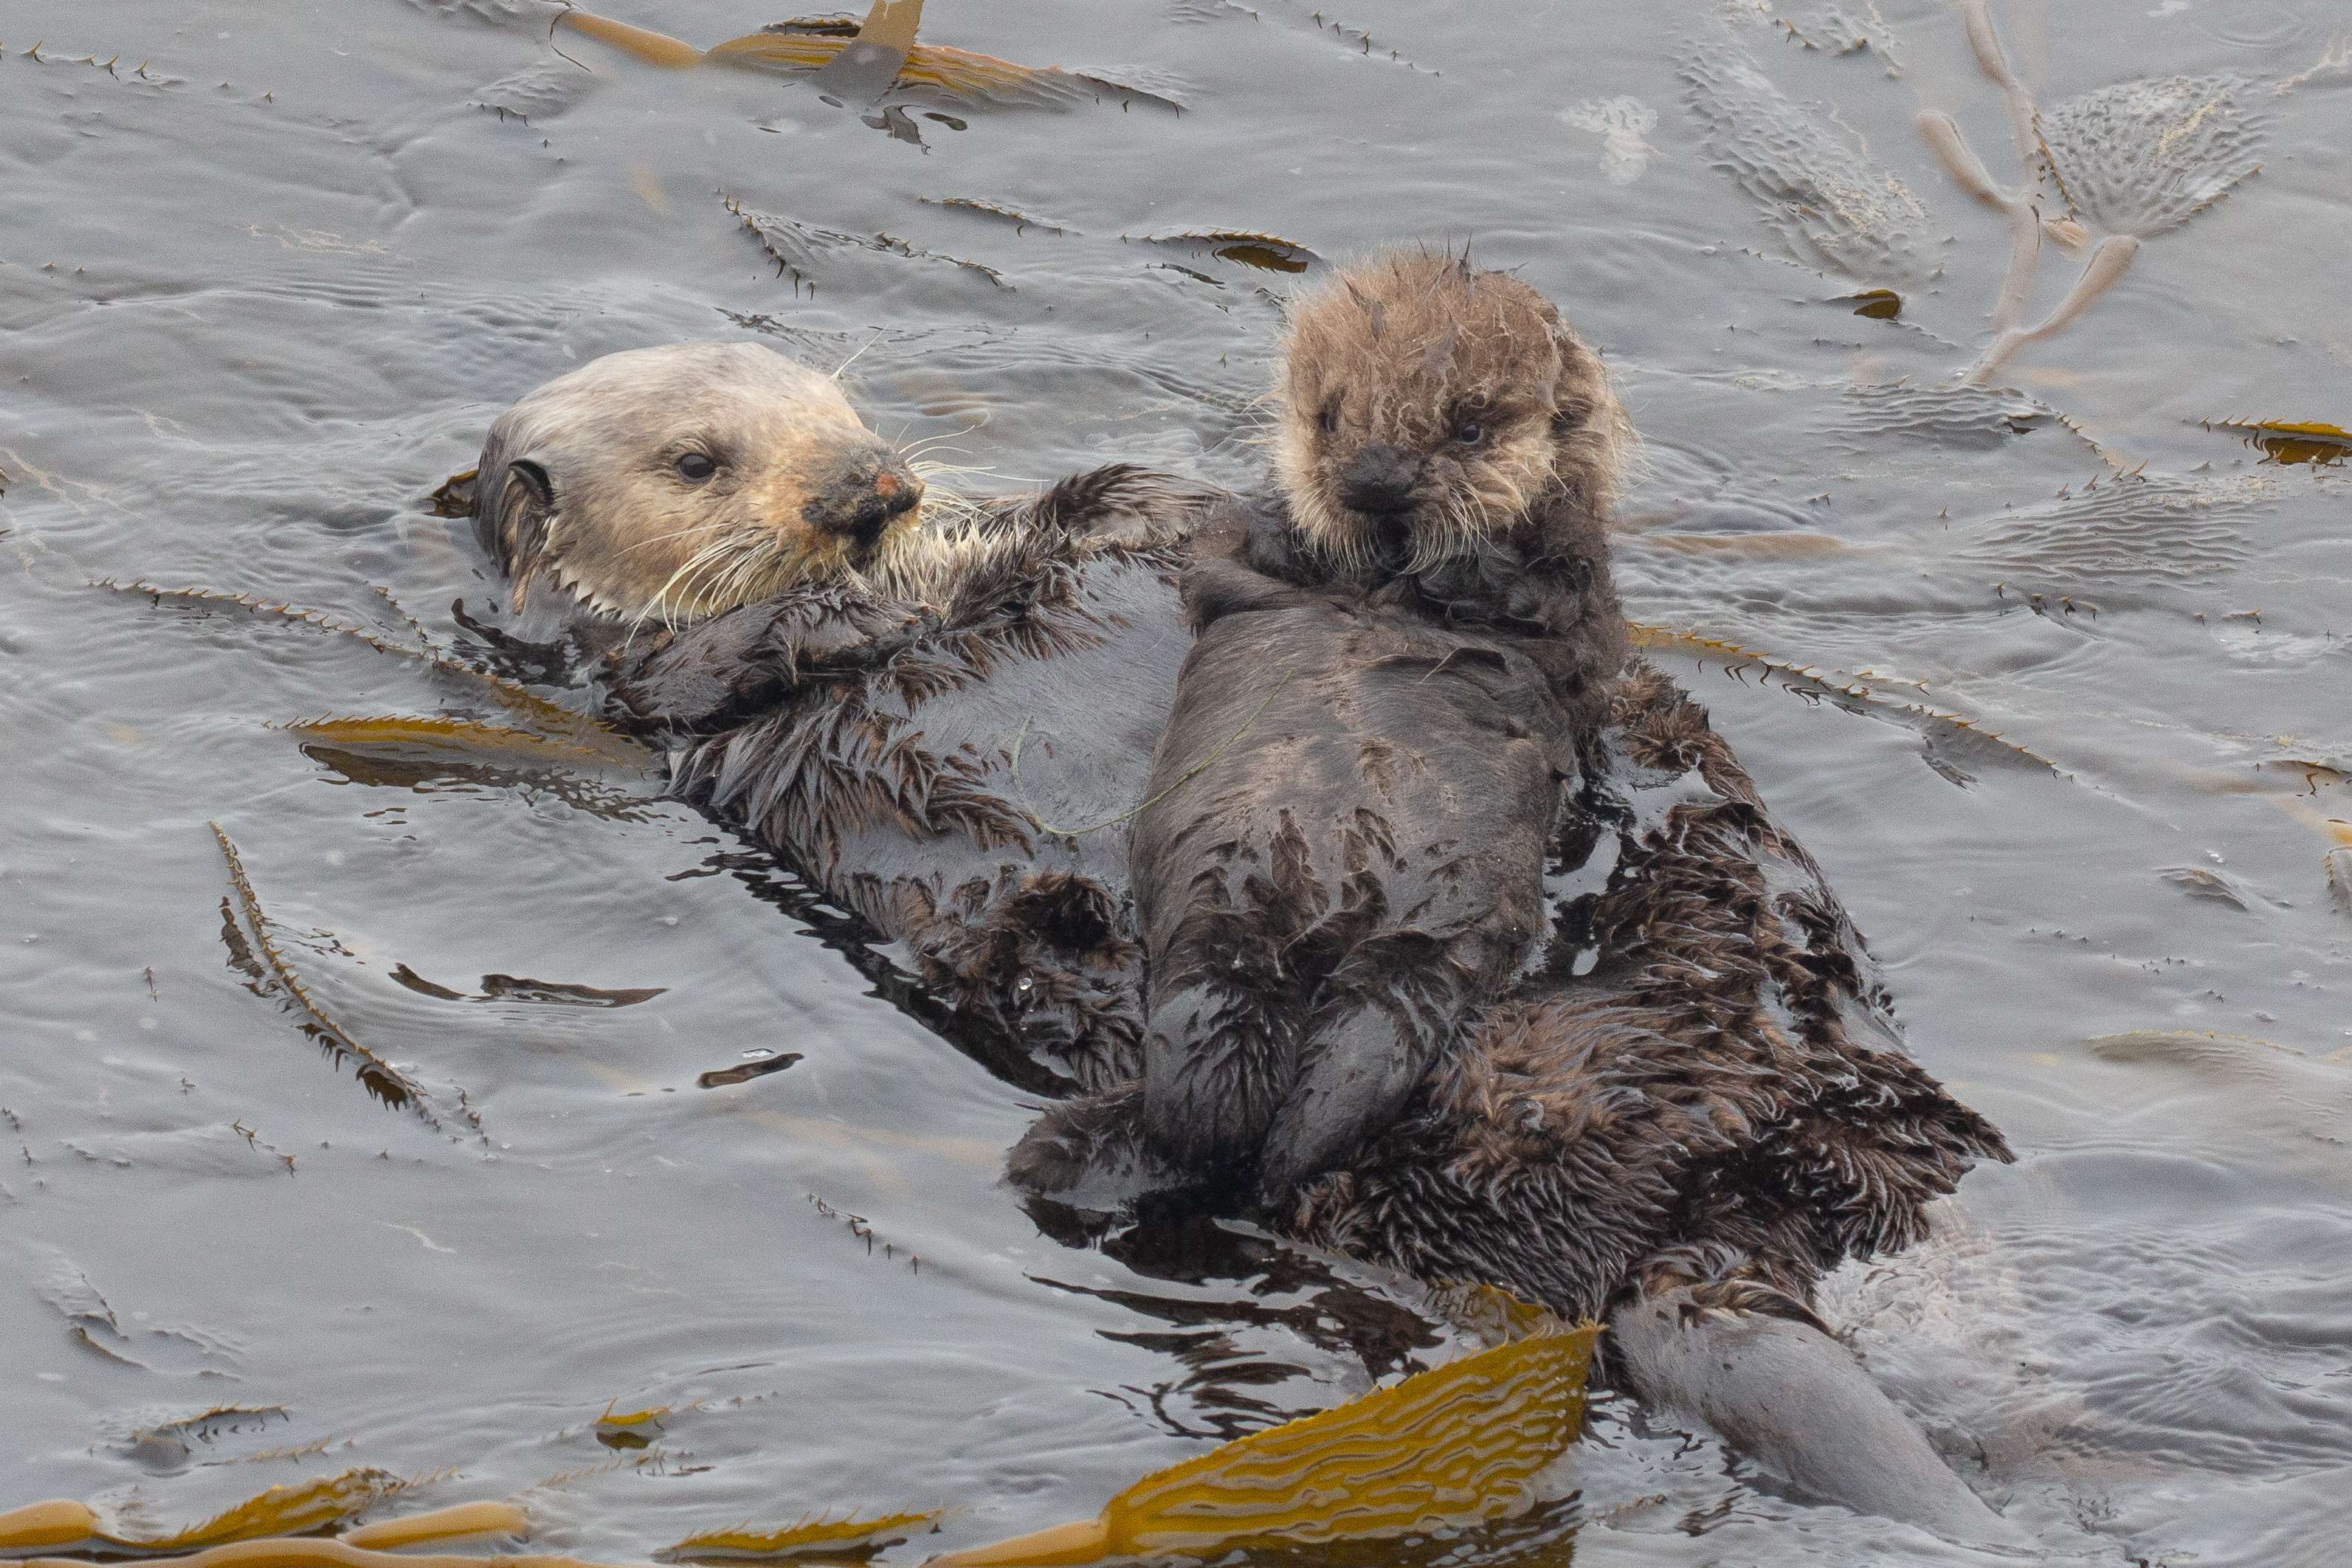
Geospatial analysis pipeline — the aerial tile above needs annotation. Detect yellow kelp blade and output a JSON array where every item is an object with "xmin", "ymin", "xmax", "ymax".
[
  {"xmin": 0, "ymin": 1471, "xmax": 401, "ymax": 1557},
  {"xmin": 663, "ymin": 1509, "xmax": 942, "ymax": 1562},
  {"xmin": 931, "ymin": 1325, "xmax": 1596, "ymax": 1567},
  {"xmin": 0, "ymin": 1502, "xmax": 100, "ymax": 1553},
  {"xmin": 339, "ymin": 1502, "xmax": 531, "ymax": 1552}
]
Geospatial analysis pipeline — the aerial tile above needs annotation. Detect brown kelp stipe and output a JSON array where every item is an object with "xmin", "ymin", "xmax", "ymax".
[{"xmin": 553, "ymin": 2, "xmax": 1178, "ymax": 112}]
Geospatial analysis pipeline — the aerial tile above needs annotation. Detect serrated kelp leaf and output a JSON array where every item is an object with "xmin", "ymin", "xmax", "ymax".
[
  {"xmin": 1132, "ymin": 230, "xmax": 1320, "ymax": 273},
  {"xmin": 594, "ymin": 1402, "xmax": 669, "ymax": 1451},
  {"xmin": 2204, "ymin": 416, "xmax": 2351, "ymax": 466},
  {"xmin": 339, "ymin": 1503, "xmax": 529, "ymax": 1551},
  {"xmin": 661, "ymin": 1509, "xmax": 940, "ymax": 1563},
  {"xmin": 931, "ymin": 1325, "xmax": 1596, "ymax": 1566},
  {"xmin": 919, "ymin": 197, "xmax": 1070, "ymax": 235}
]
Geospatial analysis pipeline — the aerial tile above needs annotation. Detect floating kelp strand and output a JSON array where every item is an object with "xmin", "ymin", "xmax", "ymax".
[
  {"xmin": 660, "ymin": 1509, "xmax": 942, "ymax": 1563},
  {"xmin": 931, "ymin": 1325, "xmax": 1596, "ymax": 1566},
  {"xmin": 917, "ymin": 197, "xmax": 1070, "ymax": 235},
  {"xmin": 91, "ymin": 578, "xmax": 633, "ymax": 754},
  {"xmin": 210, "ymin": 824, "xmax": 466, "ymax": 1138},
  {"xmin": 1628, "ymin": 624, "xmax": 2060, "ymax": 773},
  {"xmin": 722, "ymin": 196, "xmax": 1010, "ymax": 291}
]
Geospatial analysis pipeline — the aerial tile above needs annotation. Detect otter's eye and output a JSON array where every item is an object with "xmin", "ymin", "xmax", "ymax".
[
  {"xmin": 1316, "ymin": 393, "xmax": 1342, "ymax": 436},
  {"xmin": 1452, "ymin": 421, "xmax": 1486, "ymax": 446},
  {"xmin": 674, "ymin": 452, "xmax": 717, "ymax": 483}
]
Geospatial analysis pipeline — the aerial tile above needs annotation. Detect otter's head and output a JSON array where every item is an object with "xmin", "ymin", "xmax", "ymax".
[
  {"xmin": 475, "ymin": 342, "xmax": 922, "ymax": 626},
  {"xmin": 1272, "ymin": 249, "xmax": 1629, "ymax": 578}
]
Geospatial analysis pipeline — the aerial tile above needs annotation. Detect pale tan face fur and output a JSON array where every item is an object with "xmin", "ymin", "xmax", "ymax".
[
  {"xmin": 1272, "ymin": 251, "xmax": 1629, "ymax": 576},
  {"xmin": 477, "ymin": 342, "xmax": 932, "ymax": 626}
]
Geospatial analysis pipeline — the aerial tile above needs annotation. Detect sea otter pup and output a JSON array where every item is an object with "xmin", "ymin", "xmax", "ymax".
[
  {"xmin": 470, "ymin": 340, "xmax": 1225, "ymax": 1089},
  {"xmin": 1124, "ymin": 252, "xmax": 1627, "ymax": 1200}
]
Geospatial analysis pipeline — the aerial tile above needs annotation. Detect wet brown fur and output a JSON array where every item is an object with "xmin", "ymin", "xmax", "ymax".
[
  {"xmin": 1015, "ymin": 662, "xmax": 2013, "ymax": 1324},
  {"xmin": 609, "ymin": 465, "xmax": 1224, "ymax": 1088},
  {"xmin": 1272, "ymin": 248, "xmax": 1633, "ymax": 582}
]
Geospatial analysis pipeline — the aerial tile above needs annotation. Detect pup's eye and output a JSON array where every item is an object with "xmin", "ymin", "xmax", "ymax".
[
  {"xmin": 1452, "ymin": 421, "xmax": 1486, "ymax": 446},
  {"xmin": 675, "ymin": 452, "xmax": 717, "ymax": 482},
  {"xmin": 1316, "ymin": 393, "xmax": 1342, "ymax": 435}
]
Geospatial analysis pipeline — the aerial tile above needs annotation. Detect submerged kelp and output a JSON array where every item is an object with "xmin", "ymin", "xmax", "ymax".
[
  {"xmin": 2038, "ymin": 74, "xmax": 2268, "ymax": 238},
  {"xmin": 1680, "ymin": 38, "xmax": 1929, "ymax": 280}
]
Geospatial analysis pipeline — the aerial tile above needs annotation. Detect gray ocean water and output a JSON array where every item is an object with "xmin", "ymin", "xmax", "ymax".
[{"xmin": 2, "ymin": 1, "xmax": 2348, "ymax": 1563}]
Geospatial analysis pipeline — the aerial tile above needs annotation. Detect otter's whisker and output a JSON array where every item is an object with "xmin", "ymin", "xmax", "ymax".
[
  {"xmin": 638, "ymin": 535, "xmax": 735, "ymax": 632},
  {"xmin": 830, "ymin": 328, "xmax": 886, "ymax": 380},
  {"xmin": 616, "ymin": 521, "xmax": 729, "ymax": 559}
]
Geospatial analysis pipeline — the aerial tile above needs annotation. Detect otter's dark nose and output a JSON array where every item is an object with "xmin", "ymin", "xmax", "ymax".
[
  {"xmin": 1338, "ymin": 444, "xmax": 1424, "ymax": 515},
  {"xmin": 807, "ymin": 451, "xmax": 923, "ymax": 554}
]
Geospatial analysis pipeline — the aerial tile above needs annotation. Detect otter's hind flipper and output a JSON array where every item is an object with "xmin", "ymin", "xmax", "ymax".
[{"xmin": 1610, "ymin": 1288, "xmax": 2026, "ymax": 1545}]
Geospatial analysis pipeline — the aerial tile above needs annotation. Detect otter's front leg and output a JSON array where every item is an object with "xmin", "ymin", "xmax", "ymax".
[{"xmin": 1610, "ymin": 1288, "xmax": 2027, "ymax": 1545}]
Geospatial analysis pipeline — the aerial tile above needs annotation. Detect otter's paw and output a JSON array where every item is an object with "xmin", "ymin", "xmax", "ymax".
[{"xmin": 1006, "ymin": 1084, "xmax": 1154, "ymax": 1198}]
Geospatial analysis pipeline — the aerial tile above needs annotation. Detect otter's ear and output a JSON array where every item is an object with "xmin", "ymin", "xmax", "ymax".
[{"xmin": 480, "ymin": 458, "xmax": 556, "ymax": 612}]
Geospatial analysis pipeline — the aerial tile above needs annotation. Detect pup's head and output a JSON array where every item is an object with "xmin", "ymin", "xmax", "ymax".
[
  {"xmin": 1272, "ymin": 249, "xmax": 1629, "ymax": 578},
  {"xmin": 475, "ymin": 342, "xmax": 923, "ymax": 626}
]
